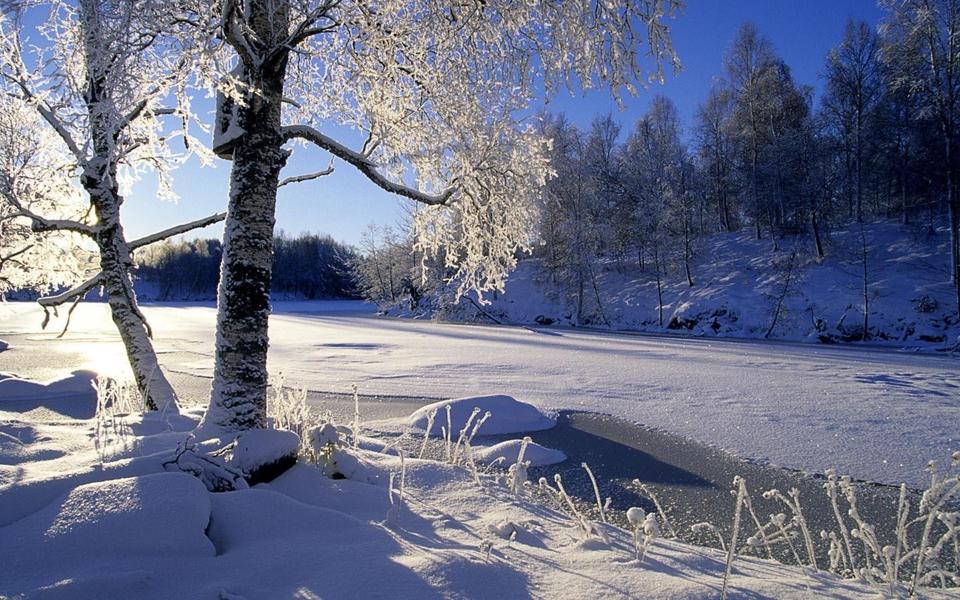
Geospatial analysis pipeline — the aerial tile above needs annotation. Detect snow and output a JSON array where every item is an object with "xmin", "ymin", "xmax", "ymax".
[
  {"xmin": 415, "ymin": 221, "xmax": 960, "ymax": 349},
  {"xmin": 0, "ymin": 370, "xmax": 98, "ymax": 419},
  {"xmin": 0, "ymin": 473, "xmax": 214, "ymax": 571},
  {"xmin": 473, "ymin": 439, "xmax": 568, "ymax": 467},
  {"xmin": 231, "ymin": 428, "xmax": 300, "ymax": 475},
  {"xmin": 0, "ymin": 298, "xmax": 956, "ymax": 489},
  {"xmin": 0, "ymin": 389, "xmax": 893, "ymax": 599},
  {"xmin": 407, "ymin": 394, "xmax": 556, "ymax": 436}
]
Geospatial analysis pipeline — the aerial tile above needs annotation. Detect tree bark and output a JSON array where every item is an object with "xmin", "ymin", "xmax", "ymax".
[
  {"xmin": 77, "ymin": 1, "xmax": 178, "ymax": 413},
  {"xmin": 81, "ymin": 173, "xmax": 178, "ymax": 413},
  {"xmin": 199, "ymin": 5, "xmax": 291, "ymax": 435}
]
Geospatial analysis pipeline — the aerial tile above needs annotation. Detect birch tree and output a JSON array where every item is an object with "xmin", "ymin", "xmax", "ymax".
[
  {"xmin": 881, "ymin": 0, "xmax": 960, "ymax": 316},
  {"xmin": 0, "ymin": 94, "xmax": 91, "ymax": 298},
  {"xmin": 823, "ymin": 20, "xmax": 882, "ymax": 223},
  {"xmin": 185, "ymin": 0, "xmax": 680, "ymax": 435},
  {"xmin": 0, "ymin": 2, "xmax": 224, "ymax": 412}
]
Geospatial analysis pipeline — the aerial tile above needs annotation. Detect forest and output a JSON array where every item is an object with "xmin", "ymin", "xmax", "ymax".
[
  {"xmin": 134, "ymin": 233, "xmax": 358, "ymax": 300},
  {"xmin": 354, "ymin": 20, "xmax": 960, "ymax": 330}
]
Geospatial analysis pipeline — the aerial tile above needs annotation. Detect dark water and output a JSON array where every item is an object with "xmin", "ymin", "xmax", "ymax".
[{"xmin": 487, "ymin": 411, "xmax": 930, "ymax": 569}]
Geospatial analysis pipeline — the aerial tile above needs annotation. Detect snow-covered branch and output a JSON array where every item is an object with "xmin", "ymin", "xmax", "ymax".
[
  {"xmin": 282, "ymin": 125, "xmax": 454, "ymax": 206},
  {"xmin": 278, "ymin": 161, "xmax": 334, "ymax": 188},
  {"xmin": 37, "ymin": 273, "xmax": 100, "ymax": 311},
  {"xmin": 36, "ymin": 211, "xmax": 227, "ymax": 311},
  {"xmin": 128, "ymin": 211, "xmax": 227, "ymax": 250},
  {"xmin": 2, "ymin": 191, "xmax": 96, "ymax": 237}
]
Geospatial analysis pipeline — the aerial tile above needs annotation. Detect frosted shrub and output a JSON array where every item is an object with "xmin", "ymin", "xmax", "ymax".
[
  {"xmin": 690, "ymin": 522, "xmax": 727, "ymax": 552},
  {"xmin": 631, "ymin": 479, "xmax": 677, "ymax": 538},
  {"xmin": 94, "ymin": 375, "xmax": 148, "ymax": 417},
  {"xmin": 386, "ymin": 450, "xmax": 407, "ymax": 524},
  {"xmin": 351, "ymin": 384, "xmax": 361, "ymax": 450},
  {"xmin": 626, "ymin": 507, "xmax": 658, "ymax": 562},
  {"xmin": 93, "ymin": 376, "xmax": 144, "ymax": 464},
  {"xmin": 582, "ymin": 462, "xmax": 609, "ymax": 523},
  {"xmin": 552, "ymin": 473, "xmax": 607, "ymax": 544},
  {"xmin": 417, "ymin": 407, "xmax": 438, "ymax": 460},
  {"xmin": 267, "ymin": 375, "xmax": 311, "ymax": 441},
  {"xmin": 695, "ymin": 457, "xmax": 959, "ymax": 596},
  {"xmin": 762, "ymin": 487, "xmax": 818, "ymax": 572},
  {"xmin": 305, "ymin": 422, "xmax": 340, "ymax": 467},
  {"xmin": 451, "ymin": 408, "xmax": 491, "ymax": 466},
  {"xmin": 508, "ymin": 436, "xmax": 532, "ymax": 495}
]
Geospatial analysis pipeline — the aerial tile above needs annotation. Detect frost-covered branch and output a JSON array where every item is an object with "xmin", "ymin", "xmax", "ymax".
[
  {"xmin": 281, "ymin": 125, "xmax": 454, "ymax": 205},
  {"xmin": 277, "ymin": 160, "xmax": 334, "ymax": 188},
  {"xmin": 2, "ymin": 190, "xmax": 96, "ymax": 237},
  {"xmin": 128, "ymin": 211, "xmax": 227, "ymax": 250},
  {"xmin": 36, "ymin": 210, "xmax": 228, "ymax": 313}
]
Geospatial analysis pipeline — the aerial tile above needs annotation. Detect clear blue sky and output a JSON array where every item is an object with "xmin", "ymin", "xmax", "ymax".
[{"xmin": 123, "ymin": 0, "xmax": 885, "ymax": 247}]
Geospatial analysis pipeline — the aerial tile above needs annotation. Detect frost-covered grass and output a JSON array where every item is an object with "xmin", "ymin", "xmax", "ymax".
[
  {"xmin": 689, "ymin": 458, "xmax": 960, "ymax": 597},
  {"xmin": 2, "ymin": 369, "xmax": 957, "ymax": 598}
]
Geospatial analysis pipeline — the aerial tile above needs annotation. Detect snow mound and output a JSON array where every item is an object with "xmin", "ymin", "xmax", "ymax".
[
  {"xmin": 0, "ymin": 472, "xmax": 214, "ymax": 569},
  {"xmin": 473, "ymin": 439, "xmax": 567, "ymax": 467},
  {"xmin": 407, "ymin": 394, "xmax": 555, "ymax": 436},
  {"xmin": 0, "ymin": 370, "xmax": 98, "ymax": 418},
  {"xmin": 232, "ymin": 428, "xmax": 300, "ymax": 484}
]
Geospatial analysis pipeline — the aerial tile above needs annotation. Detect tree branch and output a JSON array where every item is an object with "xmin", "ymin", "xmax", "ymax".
[
  {"xmin": 36, "ymin": 211, "xmax": 227, "ymax": 317},
  {"xmin": 128, "ymin": 211, "xmax": 226, "ymax": 250},
  {"xmin": 2, "ymin": 190, "xmax": 97, "ymax": 236},
  {"xmin": 281, "ymin": 125, "xmax": 454, "ymax": 206},
  {"xmin": 278, "ymin": 160, "xmax": 334, "ymax": 188}
]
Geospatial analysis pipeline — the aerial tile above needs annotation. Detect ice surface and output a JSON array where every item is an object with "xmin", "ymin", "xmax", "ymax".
[{"xmin": 1, "ymin": 299, "xmax": 955, "ymax": 488}]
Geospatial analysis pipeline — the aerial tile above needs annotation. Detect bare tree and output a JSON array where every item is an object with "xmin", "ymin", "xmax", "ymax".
[
  {"xmin": 0, "ymin": 3, "xmax": 223, "ymax": 412},
  {"xmin": 183, "ymin": 0, "xmax": 680, "ymax": 435},
  {"xmin": 823, "ymin": 20, "xmax": 882, "ymax": 223},
  {"xmin": 882, "ymin": 0, "xmax": 960, "ymax": 316}
]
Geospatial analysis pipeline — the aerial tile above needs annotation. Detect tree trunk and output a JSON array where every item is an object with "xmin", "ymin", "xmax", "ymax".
[
  {"xmin": 78, "ymin": 1, "xmax": 178, "ymax": 414},
  {"xmin": 654, "ymin": 246, "xmax": 664, "ymax": 327},
  {"xmin": 88, "ymin": 184, "xmax": 179, "ymax": 413},
  {"xmin": 199, "ymin": 5, "xmax": 291, "ymax": 434},
  {"xmin": 200, "ymin": 86, "xmax": 288, "ymax": 433},
  {"xmin": 811, "ymin": 212, "xmax": 824, "ymax": 261}
]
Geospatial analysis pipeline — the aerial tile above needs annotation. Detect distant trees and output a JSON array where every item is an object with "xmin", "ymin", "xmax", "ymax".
[
  {"xmin": 390, "ymin": 15, "xmax": 959, "ymax": 324},
  {"xmin": 135, "ymin": 233, "xmax": 356, "ymax": 300}
]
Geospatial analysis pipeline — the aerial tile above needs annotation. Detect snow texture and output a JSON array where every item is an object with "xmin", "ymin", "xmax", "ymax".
[
  {"xmin": 0, "ymin": 295, "xmax": 956, "ymax": 488},
  {"xmin": 0, "ymin": 387, "xmax": 896, "ymax": 599},
  {"xmin": 473, "ymin": 439, "xmax": 567, "ymax": 467},
  {"xmin": 0, "ymin": 370, "xmax": 98, "ymax": 418},
  {"xmin": 231, "ymin": 428, "xmax": 300, "ymax": 476},
  {"xmin": 407, "ymin": 394, "xmax": 556, "ymax": 436}
]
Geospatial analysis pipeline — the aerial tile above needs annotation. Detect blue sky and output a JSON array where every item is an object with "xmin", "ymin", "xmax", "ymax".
[{"xmin": 123, "ymin": 0, "xmax": 885, "ymax": 247}]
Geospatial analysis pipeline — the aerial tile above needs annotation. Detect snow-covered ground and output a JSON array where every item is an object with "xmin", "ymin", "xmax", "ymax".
[
  {"xmin": 2, "ymin": 299, "xmax": 958, "ymax": 598},
  {"xmin": 0, "ymin": 386, "xmax": 884, "ymax": 599},
  {"xmin": 1, "ymin": 299, "xmax": 956, "ymax": 488},
  {"xmin": 414, "ymin": 221, "xmax": 960, "ymax": 350}
]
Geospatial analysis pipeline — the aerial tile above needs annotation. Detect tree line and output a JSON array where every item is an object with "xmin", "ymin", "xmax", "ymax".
[
  {"xmin": 354, "ymin": 14, "xmax": 960, "ymax": 327},
  {"xmin": 134, "ymin": 233, "xmax": 358, "ymax": 300}
]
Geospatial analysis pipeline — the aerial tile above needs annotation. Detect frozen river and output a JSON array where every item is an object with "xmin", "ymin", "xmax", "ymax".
[{"xmin": 1, "ymin": 300, "xmax": 957, "ymax": 487}]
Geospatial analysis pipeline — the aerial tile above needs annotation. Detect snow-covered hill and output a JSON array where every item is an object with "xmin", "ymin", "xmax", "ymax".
[{"xmin": 410, "ymin": 221, "xmax": 960, "ymax": 350}]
